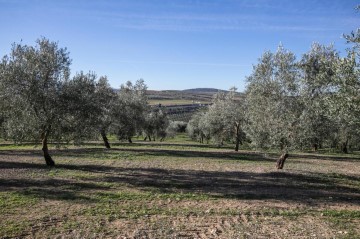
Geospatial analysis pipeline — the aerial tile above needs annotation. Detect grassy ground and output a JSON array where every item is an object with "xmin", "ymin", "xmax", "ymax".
[{"xmin": 0, "ymin": 136, "xmax": 359, "ymax": 238}]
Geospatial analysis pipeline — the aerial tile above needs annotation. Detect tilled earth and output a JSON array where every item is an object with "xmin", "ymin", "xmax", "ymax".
[{"xmin": 0, "ymin": 144, "xmax": 359, "ymax": 238}]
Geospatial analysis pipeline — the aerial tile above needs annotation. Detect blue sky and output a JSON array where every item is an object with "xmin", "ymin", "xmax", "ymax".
[{"xmin": 0, "ymin": 0, "xmax": 358, "ymax": 91}]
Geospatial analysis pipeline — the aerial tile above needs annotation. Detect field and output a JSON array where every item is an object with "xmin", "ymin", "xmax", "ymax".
[{"xmin": 1, "ymin": 136, "xmax": 359, "ymax": 238}]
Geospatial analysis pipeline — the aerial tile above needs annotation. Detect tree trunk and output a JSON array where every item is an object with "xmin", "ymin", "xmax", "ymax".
[
  {"xmin": 234, "ymin": 124, "xmax": 241, "ymax": 152},
  {"xmin": 235, "ymin": 137, "xmax": 240, "ymax": 151},
  {"xmin": 41, "ymin": 131, "xmax": 55, "ymax": 166},
  {"xmin": 276, "ymin": 153, "xmax": 289, "ymax": 169},
  {"xmin": 313, "ymin": 143, "xmax": 318, "ymax": 151},
  {"xmin": 128, "ymin": 137, "xmax": 132, "ymax": 143},
  {"xmin": 100, "ymin": 129, "xmax": 111, "ymax": 149},
  {"xmin": 341, "ymin": 139, "xmax": 348, "ymax": 154},
  {"xmin": 144, "ymin": 136, "xmax": 148, "ymax": 141}
]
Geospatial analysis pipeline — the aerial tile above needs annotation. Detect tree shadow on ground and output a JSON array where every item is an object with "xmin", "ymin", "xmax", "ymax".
[
  {"xmin": 96, "ymin": 167, "xmax": 360, "ymax": 204},
  {"xmin": 1, "ymin": 158, "xmax": 359, "ymax": 206},
  {"xmin": 110, "ymin": 141, "xmax": 234, "ymax": 150},
  {"xmin": 0, "ymin": 176, "xmax": 109, "ymax": 202},
  {"xmin": 10, "ymin": 147, "xmax": 268, "ymax": 162}
]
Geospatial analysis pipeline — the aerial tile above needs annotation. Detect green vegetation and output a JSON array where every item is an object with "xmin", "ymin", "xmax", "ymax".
[
  {"xmin": 0, "ymin": 7, "xmax": 359, "ymax": 239},
  {"xmin": 0, "ymin": 139, "xmax": 359, "ymax": 238}
]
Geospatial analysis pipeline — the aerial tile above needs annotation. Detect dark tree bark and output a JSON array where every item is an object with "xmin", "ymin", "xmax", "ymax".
[
  {"xmin": 234, "ymin": 123, "xmax": 241, "ymax": 152},
  {"xmin": 41, "ymin": 130, "xmax": 55, "ymax": 166},
  {"xmin": 341, "ymin": 139, "xmax": 349, "ymax": 154},
  {"xmin": 276, "ymin": 153, "xmax": 289, "ymax": 169},
  {"xmin": 128, "ymin": 137, "xmax": 132, "ymax": 143},
  {"xmin": 235, "ymin": 138, "xmax": 240, "ymax": 152},
  {"xmin": 313, "ymin": 143, "xmax": 318, "ymax": 151},
  {"xmin": 144, "ymin": 136, "xmax": 147, "ymax": 141},
  {"xmin": 100, "ymin": 129, "xmax": 111, "ymax": 149}
]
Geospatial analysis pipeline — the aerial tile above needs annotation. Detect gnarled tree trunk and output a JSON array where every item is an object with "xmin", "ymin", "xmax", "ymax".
[
  {"xmin": 276, "ymin": 153, "xmax": 289, "ymax": 169},
  {"xmin": 100, "ymin": 129, "xmax": 111, "ymax": 149},
  {"xmin": 41, "ymin": 130, "xmax": 55, "ymax": 166}
]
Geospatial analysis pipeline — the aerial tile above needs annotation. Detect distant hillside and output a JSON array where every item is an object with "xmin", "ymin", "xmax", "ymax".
[{"xmin": 182, "ymin": 88, "xmax": 227, "ymax": 93}]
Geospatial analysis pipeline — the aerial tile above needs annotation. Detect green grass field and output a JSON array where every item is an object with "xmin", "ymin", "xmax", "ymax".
[{"xmin": 1, "ymin": 136, "xmax": 359, "ymax": 238}]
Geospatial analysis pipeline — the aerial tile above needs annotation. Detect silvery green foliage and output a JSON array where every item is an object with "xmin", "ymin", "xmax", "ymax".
[
  {"xmin": 298, "ymin": 43, "xmax": 339, "ymax": 149},
  {"xmin": 166, "ymin": 121, "xmax": 187, "ymax": 138},
  {"xmin": 204, "ymin": 92, "xmax": 228, "ymax": 145},
  {"xmin": 187, "ymin": 112, "xmax": 209, "ymax": 143},
  {"xmin": 245, "ymin": 45, "xmax": 301, "ymax": 151},
  {"xmin": 0, "ymin": 38, "xmax": 71, "ymax": 143},
  {"xmin": 343, "ymin": 6, "xmax": 360, "ymax": 53},
  {"xmin": 187, "ymin": 88, "xmax": 246, "ymax": 150},
  {"xmin": 95, "ymin": 76, "xmax": 117, "ymax": 139},
  {"xmin": 111, "ymin": 79, "xmax": 148, "ymax": 141},
  {"xmin": 143, "ymin": 107, "xmax": 169, "ymax": 141},
  {"xmin": 329, "ymin": 54, "xmax": 360, "ymax": 151},
  {"xmin": 245, "ymin": 42, "xmax": 359, "ymax": 152},
  {"xmin": 60, "ymin": 72, "xmax": 116, "ymax": 144},
  {"xmin": 329, "ymin": 19, "xmax": 360, "ymax": 151},
  {"xmin": 205, "ymin": 88, "xmax": 246, "ymax": 150}
]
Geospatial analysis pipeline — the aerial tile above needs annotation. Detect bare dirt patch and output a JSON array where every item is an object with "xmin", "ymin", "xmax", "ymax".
[{"xmin": 0, "ymin": 144, "xmax": 359, "ymax": 238}]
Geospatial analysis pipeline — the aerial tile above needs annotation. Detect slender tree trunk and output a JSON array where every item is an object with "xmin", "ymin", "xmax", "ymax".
[
  {"xmin": 100, "ymin": 129, "xmax": 111, "ymax": 149},
  {"xmin": 276, "ymin": 153, "xmax": 289, "ymax": 169},
  {"xmin": 341, "ymin": 139, "xmax": 349, "ymax": 154},
  {"xmin": 313, "ymin": 143, "xmax": 318, "ymax": 151},
  {"xmin": 235, "ymin": 137, "xmax": 240, "ymax": 152},
  {"xmin": 144, "ymin": 136, "xmax": 147, "ymax": 141},
  {"xmin": 128, "ymin": 137, "xmax": 132, "ymax": 143},
  {"xmin": 234, "ymin": 124, "xmax": 241, "ymax": 152},
  {"xmin": 41, "ymin": 130, "xmax": 55, "ymax": 166}
]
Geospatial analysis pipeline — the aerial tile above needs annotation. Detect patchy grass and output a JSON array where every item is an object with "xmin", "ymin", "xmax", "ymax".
[{"xmin": 0, "ymin": 140, "xmax": 359, "ymax": 238}]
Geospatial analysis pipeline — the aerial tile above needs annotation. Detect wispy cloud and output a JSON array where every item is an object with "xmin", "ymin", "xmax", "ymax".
[
  {"xmin": 115, "ymin": 60, "xmax": 250, "ymax": 67},
  {"xmin": 12, "ymin": 0, "xmax": 353, "ymax": 34}
]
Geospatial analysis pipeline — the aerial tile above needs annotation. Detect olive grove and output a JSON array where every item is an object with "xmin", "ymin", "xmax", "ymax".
[
  {"xmin": 188, "ymin": 38, "xmax": 360, "ymax": 167},
  {"xmin": 0, "ymin": 38, "xmax": 151, "ymax": 165}
]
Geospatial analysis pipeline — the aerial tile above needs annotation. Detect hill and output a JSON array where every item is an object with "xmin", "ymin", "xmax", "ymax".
[
  {"xmin": 147, "ymin": 88, "xmax": 243, "ymax": 106},
  {"xmin": 182, "ymin": 88, "xmax": 227, "ymax": 93}
]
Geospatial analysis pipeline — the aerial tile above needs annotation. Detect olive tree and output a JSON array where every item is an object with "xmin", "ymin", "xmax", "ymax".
[
  {"xmin": 112, "ymin": 79, "xmax": 148, "ymax": 143},
  {"xmin": 187, "ymin": 112, "xmax": 208, "ymax": 143},
  {"xmin": 329, "ymin": 55, "xmax": 360, "ymax": 152},
  {"xmin": 0, "ymin": 38, "xmax": 73, "ymax": 166},
  {"xmin": 298, "ymin": 43, "xmax": 339, "ymax": 151},
  {"xmin": 95, "ymin": 76, "xmax": 117, "ymax": 148},
  {"xmin": 203, "ymin": 88, "xmax": 246, "ymax": 150},
  {"xmin": 220, "ymin": 88, "xmax": 246, "ymax": 151},
  {"xmin": 245, "ymin": 45, "xmax": 301, "ymax": 168},
  {"xmin": 60, "ymin": 72, "xmax": 116, "ymax": 147},
  {"xmin": 330, "ymin": 15, "xmax": 360, "ymax": 152},
  {"xmin": 246, "ymin": 46, "xmax": 301, "ymax": 148},
  {"xmin": 143, "ymin": 107, "xmax": 169, "ymax": 141}
]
